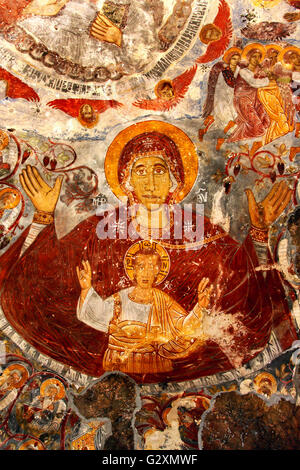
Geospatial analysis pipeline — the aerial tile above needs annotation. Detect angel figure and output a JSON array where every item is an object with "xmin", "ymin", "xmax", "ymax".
[
  {"xmin": 196, "ymin": 0, "xmax": 233, "ymax": 64},
  {"xmin": 199, "ymin": 47, "xmax": 241, "ymax": 142},
  {"xmin": 133, "ymin": 66, "xmax": 197, "ymax": 112},
  {"xmin": 256, "ymin": 45, "xmax": 295, "ymax": 146},
  {"xmin": 47, "ymin": 98, "xmax": 123, "ymax": 128},
  {"xmin": 76, "ymin": 242, "xmax": 211, "ymax": 376},
  {"xmin": 277, "ymin": 46, "xmax": 300, "ymax": 161},
  {"xmin": 223, "ymin": 43, "xmax": 271, "ymax": 155},
  {"xmin": 0, "ymin": 67, "xmax": 39, "ymax": 102}
]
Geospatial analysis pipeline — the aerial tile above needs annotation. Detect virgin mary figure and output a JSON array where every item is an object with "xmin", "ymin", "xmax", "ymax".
[{"xmin": 0, "ymin": 120, "xmax": 296, "ymax": 384}]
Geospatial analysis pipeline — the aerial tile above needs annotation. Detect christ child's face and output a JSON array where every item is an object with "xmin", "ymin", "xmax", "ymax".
[
  {"xmin": 134, "ymin": 254, "xmax": 160, "ymax": 288},
  {"xmin": 130, "ymin": 155, "xmax": 172, "ymax": 209}
]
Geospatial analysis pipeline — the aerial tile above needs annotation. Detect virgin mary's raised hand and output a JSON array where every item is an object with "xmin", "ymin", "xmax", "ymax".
[
  {"xmin": 19, "ymin": 165, "xmax": 63, "ymax": 214},
  {"xmin": 245, "ymin": 181, "xmax": 292, "ymax": 230}
]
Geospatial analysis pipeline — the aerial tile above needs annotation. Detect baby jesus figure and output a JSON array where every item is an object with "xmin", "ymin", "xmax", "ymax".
[{"xmin": 76, "ymin": 242, "xmax": 212, "ymax": 376}]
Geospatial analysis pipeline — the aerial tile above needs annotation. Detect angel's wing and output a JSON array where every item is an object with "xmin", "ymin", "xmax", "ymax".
[
  {"xmin": 196, "ymin": 0, "xmax": 233, "ymax": 64},
  {"xmin": 89, "ymin": 99, "xmax": 123, "ymax": 113},
  {"xmin": 47, "ymin": 99, "xmax": 84, "ymax": 117},
  {"xmin": 202, "ymin": 62, "xmax": 224, "ymax": 119},
  {"xmin": 133, "ymin": 66, "xmax": 197, "ymax": 112},
  {"xmin": 133, "ymin": 96, "xmax": 171, "ymax": 112},
  {"xmin": 0, "ymin": 68, "xmax": 40, "ymax": 102},
  {"xmin": 172, "ymin": 65, "xmax": 197, "ymax": 99},
  {"xmin": 47, "ymin": 99, "xmax": 122, "ymax": 117}
]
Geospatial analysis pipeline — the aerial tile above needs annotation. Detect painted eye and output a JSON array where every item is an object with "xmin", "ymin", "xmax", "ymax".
[
  {"xmin": 154, "ymin": 166, "xmax": 166, "ymax": 175},
  {"xmin": 135, "ymin": 167, "xmax": 147, "ymax": 176}
]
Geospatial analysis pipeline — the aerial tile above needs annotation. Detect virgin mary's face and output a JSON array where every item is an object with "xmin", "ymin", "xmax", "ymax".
[{"xmin": 130, "ymin": 155, "xmax": 172, "ymax": 209}]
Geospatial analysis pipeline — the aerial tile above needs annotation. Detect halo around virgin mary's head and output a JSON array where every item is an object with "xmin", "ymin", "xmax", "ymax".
[{"xmin": 104, "ymin": 121, "xmax": 198, "ymax": 203}]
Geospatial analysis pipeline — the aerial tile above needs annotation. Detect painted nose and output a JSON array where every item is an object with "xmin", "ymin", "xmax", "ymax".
[{"xmin": 145, "ymin": 171, "xmax": 155, "ymax": 191}]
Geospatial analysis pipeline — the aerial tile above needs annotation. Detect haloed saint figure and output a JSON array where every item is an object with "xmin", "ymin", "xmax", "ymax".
[{"xmin": 0, "ymin": 121, "xmax": 296, "ymax": 383}]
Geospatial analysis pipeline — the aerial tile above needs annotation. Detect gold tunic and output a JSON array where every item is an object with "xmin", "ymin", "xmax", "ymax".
[{"xmin": 103, "ymin": 289, "xmax": 203, "ymax": 375}]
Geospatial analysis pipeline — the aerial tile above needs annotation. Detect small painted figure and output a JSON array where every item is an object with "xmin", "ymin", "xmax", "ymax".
[{"xmin": 76, "ymin": 242, "xmax": 210, "ymax": 376}]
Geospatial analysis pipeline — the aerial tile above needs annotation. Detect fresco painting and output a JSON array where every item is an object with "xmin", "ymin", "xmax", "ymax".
[{"xmin": 0, "ymin": 0, "xmax": 299, "ymax": 451}]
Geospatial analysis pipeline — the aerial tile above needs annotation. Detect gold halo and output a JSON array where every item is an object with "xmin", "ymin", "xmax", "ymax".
[
  {"xmin": 223, "ymin": 47, "xmax": 242, "ymax": 64},
  {"xmin": 124, "ymin": 240, "xmax": 170, "ymax": 285},
  {"xmin": 105, "ymin": 121, "xmax": 198, "ymax": 203},
  {"xmin": 241, "ymin": 43, "xmax": 266, "ymax": 61},
  {"xmin": 0, "ymin": 188, "xmax": 21, "ymax": 210},
  {"xmin": 253, "ymin": 372, "xmax": 277, "ymax": 394},
  {"xmin": 154, "ymin": 80, "xmax": 173, "ymax": 99},
  {"xmin": 19, "ymin": 439, "xmax": 45, "ymax": 450},
  {"xmin": 265, "ymin": 44, "xmax": 283, "ymax": 56},
  {"xmin": 1, "ymin": 363, "xmax": 29, "ymax": 388},
  {"xmin": 278, "ymin": 46, "xmax": 300, "ymax": 65},
  {"xmin": 40, "ymin": 378, "xmax": 66, "ymax": 400}
]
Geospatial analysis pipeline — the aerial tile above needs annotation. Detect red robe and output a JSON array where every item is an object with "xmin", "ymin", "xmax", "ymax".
[
  {"xmin": 228, "ymin": 72, "xmax": 270, "ymax": 142},
  {"xmin": 0, "ymin": 208, "xmax": 297, "ymax": 383}
]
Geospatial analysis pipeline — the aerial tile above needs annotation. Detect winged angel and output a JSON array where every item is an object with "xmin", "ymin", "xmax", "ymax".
[
  {"xmin": 133, "ymin": 66, "xmax": 197, "ymax": 112},
  {"xmin": 197, "ymin": 0, "xmax": 233, "ymax": 64},
  {"xmin": 47, "ymin": 99, "xmax": 123, "ymax": 128},
  {"xmin": 0, "ymin": 68, "xmax": 39, "ymax": 102},
  {"xmin": 199, "ymin": 47, "xmax": 241, "ymax": 140}
]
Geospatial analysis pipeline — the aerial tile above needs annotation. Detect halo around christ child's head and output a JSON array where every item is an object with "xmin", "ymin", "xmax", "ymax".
[{"xmin": 124, "ymin": 240, "xmax": 170, "ymax": 286}]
